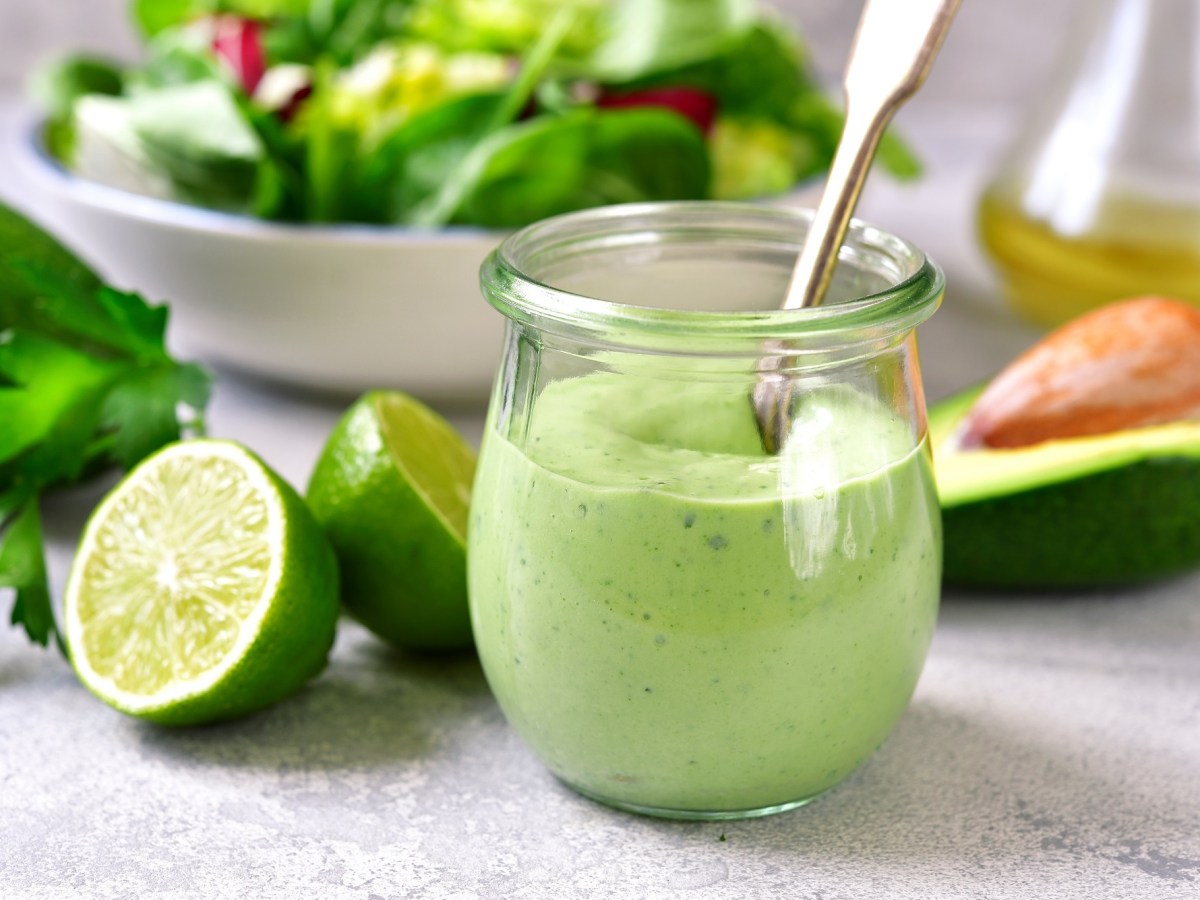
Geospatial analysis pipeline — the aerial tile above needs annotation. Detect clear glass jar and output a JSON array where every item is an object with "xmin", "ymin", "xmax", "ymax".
[
  {"xmin": 471, "ymin": 202, "xmax": 944, "ymax": 820},
  {"xmin": 979, "ymin": 0, "xmax": 1200, "ymax": 327}
]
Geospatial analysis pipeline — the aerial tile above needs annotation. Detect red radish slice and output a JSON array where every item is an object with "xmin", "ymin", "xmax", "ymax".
[
  {"xmin": 213, "ymin": 16, "xmax": 266, "ymax": 96},
  {"xmin": 597, "ymin": 87, "xmax": 718, "ymax": 134}
]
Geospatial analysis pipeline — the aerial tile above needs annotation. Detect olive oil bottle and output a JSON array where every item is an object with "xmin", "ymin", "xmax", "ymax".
[
  {"xmin": 978, "ymin": 0, "xmax": 1200, "ymax": 328},
  {"xmin": 979, "ymin": 187, "xmax": 1200, "ymax": 328}
]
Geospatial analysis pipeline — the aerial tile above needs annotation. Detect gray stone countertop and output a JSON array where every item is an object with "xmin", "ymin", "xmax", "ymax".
[{"xmin": 1, "ymin": 97, "xmax": 1199, "ymax": 899}]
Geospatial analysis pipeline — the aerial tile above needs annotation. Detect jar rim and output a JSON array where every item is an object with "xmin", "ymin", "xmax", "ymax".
[{"xmin": 480, "ymin": 201, "xmax": 944, "ymax": 348}]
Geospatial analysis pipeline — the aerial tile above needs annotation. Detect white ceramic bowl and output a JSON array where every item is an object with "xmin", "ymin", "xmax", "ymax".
[{"xmin": 16, "ymin": 124, "xmax": 505, "ymax": 399}]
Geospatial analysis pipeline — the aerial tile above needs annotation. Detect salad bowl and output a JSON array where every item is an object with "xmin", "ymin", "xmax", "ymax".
[
  {"xmin": 17, "ymin": 125, "xmax": 827, "ymax": 398},
  {"xmin": 17, "ymin": 126, "xmax": 505, "ymax": 398},
  {"xmin": 20, "ymin": 1, "xmax": 910, "ymax": 397}
]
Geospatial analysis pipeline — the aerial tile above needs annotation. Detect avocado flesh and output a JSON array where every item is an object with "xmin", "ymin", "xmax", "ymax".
[{"xmin": 931, "ymin": 386, "xmax": 1200, "ymax": 588}]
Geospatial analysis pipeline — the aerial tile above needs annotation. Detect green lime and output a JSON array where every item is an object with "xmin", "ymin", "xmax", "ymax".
[
  {"xmin": 63, "ymin": 439, "xmax": 340, "ymax": 725},
  {"xmin": 306, "ymin": 391, "xmax": 475, "ymax": 651}
]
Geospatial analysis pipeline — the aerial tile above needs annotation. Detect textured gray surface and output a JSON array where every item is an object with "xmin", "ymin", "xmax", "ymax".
[
  {"xmin": 1, "ymin": 38, "xmax": 1199, "ymax": 899},
  {"xmin": 3, "ymin": 566, "xmax": 1199, "ymax": 898}
]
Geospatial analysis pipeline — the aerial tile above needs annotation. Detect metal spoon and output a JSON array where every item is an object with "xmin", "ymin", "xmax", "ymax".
[{"xmin": 753, "ymin": 0, "xmax": 961, "ymax": 453}]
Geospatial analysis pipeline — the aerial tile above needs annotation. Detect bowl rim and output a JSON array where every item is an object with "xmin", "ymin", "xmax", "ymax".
[{"xmin": 14, "ymin": 114, "xmax": 504, "ymax": 244}]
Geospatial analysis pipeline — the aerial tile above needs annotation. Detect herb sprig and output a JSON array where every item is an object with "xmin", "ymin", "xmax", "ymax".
[{"xmin": 0, "ymin": 203, "xmax": 210, "ymax": 652}]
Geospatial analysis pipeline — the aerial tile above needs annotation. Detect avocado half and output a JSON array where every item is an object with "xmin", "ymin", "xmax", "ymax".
[{"xmin": 930, "ymin": 387, "xmax": 1200, "ymax": 588}]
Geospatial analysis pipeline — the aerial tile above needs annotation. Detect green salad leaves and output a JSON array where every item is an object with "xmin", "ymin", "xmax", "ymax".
[
  {"xmin": 37, "ymin": 0, "xmax": 919, "ymax": 228},
  {"xmin": 0, "ymin": 203, "xmax": 210, "ymax": 651}
]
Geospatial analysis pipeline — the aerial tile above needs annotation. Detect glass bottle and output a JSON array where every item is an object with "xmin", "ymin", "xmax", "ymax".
[
  {"xmin": 979, "ymin": 0, "xmax": 1200, "ymax": 327},
  {"xmin": 470, "ymin": 202, "xmax": 944, "ymax": 819}
]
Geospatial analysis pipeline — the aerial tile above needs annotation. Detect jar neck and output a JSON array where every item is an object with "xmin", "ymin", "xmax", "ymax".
[{"xmin": 480, "ymin": 202, "xmax": 943, "ymax": 363}]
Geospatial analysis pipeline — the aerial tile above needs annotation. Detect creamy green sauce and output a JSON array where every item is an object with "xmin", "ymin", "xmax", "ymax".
[{"xmin": 468, "ymin": 373, "xmax": 942, "ymax": 813}]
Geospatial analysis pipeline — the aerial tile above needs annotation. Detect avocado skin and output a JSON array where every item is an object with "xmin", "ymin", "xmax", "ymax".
[{"xmin": 943, "ymin": 456, "xmax": 1200, "ymax": 588}]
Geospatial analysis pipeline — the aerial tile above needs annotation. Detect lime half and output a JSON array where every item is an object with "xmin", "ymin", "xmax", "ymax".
[
  {"xmin": 307, "ymin": 391, "xmax": 476, "ymax": 651},
  {"xmin": 64, "ymin": 440, "xmax": 340, "ymax": 725}
]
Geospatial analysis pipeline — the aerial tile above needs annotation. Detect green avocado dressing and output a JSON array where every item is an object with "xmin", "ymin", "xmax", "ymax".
[{"xmin": 468, "ymin": 373, "xmax": 941, "ymax": 814}]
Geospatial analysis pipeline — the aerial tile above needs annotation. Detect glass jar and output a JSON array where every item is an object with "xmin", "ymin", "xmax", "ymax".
[
  {"xmin": 979, "ymin": 0, "xmax": 1200, "ymax": 327},
  {"xmin": 471, "ymin": 202, "xmax": 944, "ymax": 820}
]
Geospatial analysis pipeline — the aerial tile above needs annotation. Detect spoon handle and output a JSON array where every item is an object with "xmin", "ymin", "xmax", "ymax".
[
  {"xmin": 753, "ymin": 0, "xmax": 960, "ymax": 454},
  {"xmin": 781, "ymin": 0, "xmax": 961, "ymax": 311}
]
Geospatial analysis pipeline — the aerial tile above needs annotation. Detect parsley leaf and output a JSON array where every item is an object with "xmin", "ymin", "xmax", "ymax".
[
  {"xmin": 0, "ymin": 499, "xmax": 57, "ymax": 651},
  {"xmin": 0, "ymin": 202, "xmax": 211, "ymax": 651},
  {"xmin": 101, "ymin": 361, "xmax": 211, "ymax": 468},
  {"xmin": 0, "ymin": 332, "xmax": 119, "ymax": 472}
]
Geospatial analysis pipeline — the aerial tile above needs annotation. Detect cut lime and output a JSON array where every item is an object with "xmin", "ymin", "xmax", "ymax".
[
  {"xmin": 307, "ymin": 391, "xmax": 476, "ymax": 651},
  {"xmin": 64, "ymin": 440, "xmax": 340, "ymax": 725}
]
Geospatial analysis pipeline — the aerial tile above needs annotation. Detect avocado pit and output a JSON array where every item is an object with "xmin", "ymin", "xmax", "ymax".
[
  {"xmin": 931, "ymin": 296, "xmax": 1200, "ymax": 588},
  {"xmin": 957, "ymin": 296, "xmax": 1200, "ymax": 450}
]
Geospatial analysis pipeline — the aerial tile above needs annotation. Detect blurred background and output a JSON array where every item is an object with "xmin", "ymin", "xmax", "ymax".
[{"xmin": 0, "ymin": 0, "xmax": 1097, "ymax": 401}]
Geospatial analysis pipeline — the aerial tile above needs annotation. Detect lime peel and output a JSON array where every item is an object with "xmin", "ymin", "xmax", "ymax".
[{"xmin": 307, "ymin": 391, "xmax": 476, "ymax": 651}]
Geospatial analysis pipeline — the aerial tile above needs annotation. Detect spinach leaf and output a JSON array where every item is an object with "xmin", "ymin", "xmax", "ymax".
[
  {"xmin": 618, "ymin": 22, "xmax": 814, "ymax": 124},
  {"xmin": 586, "ymin": 0, "xmax": 757, "ymax": 82},
  {"xmin": 30, "ymin": 56, "xmax": 126, "ymax": 163},
  {"xmin": 29, "ymin": 56, "xmax": 124, "ymax": 122},
  {"xmin": 62, "ymin": 28, "xmax": 263, "ymax": 205},
  {"xmin": 381, "ymin": 8, "xmax": 577, "ymax": 226},
  {"xmin": 127, "ymin": 81, "xmax": 267, "ymax": 210},
  {"xmin": 309, "ymin": 0, "xmax": 412, "ymax": 64},
  {"xmin": 266, "ymin": 0, "xmax": 412, "ymax": 66},
  {"xmin": 294, "ymin": 59, "xmax": 368, "ymax": 221},
  {"xmin": 455, "ymin": 107, "xmax": 710, "ymax": 229},
  {"xmin": 137, "ymin": 26, "xmax": 227, "ymax": 88},
  {"xmin": 626, "ymin": 21, "xmax": 922, "ymax": 188},
  {"xmin": 355, "ymin": 92, "xmax": 502, "ymax": 223},
  {"xmin": 237, "ymin": 101, "xmax": 306, "ymax": 218}
]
